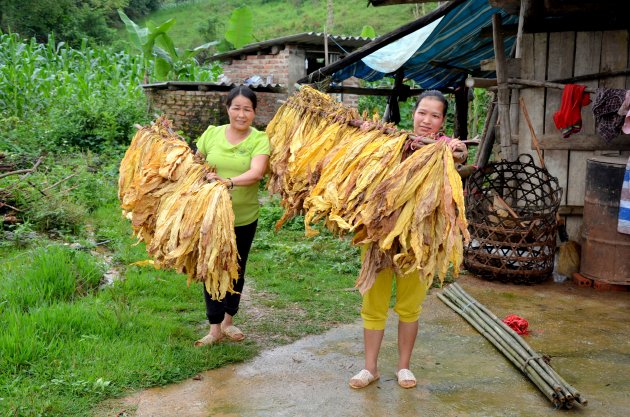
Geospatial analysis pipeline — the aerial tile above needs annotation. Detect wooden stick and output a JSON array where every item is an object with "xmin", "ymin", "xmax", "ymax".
[
  {"xmin": 437, "ymin": 292, "xmax": 559, "ymax": 404},
  {"xmin": 27, "ymin": 180, "xmax": 48, "ymax": 197},
  {"xmin": 493, "ymin": 193, "xmax": 520, "ymax": 219},
  {"xmin": 41, "ymin": 173, "xmax": 77, "ymax": 193},
  {"xmin": 0, "ymin": 201, "xmax": 23, "ymax": 212},
  {"xmin": 519, "ymin": 97, "xmax": 545, "ymax": 168},
  {"xmin": 0, "ymin": 156, "xmax": 44, "ymax": 180}
]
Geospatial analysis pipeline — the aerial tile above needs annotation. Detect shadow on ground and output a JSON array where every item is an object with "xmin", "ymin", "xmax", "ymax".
[{"xmin": 115, "ymin": 274, "xmax": 629, "ymax": 417}]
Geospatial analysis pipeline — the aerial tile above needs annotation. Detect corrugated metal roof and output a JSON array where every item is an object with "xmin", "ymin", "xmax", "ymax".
[
  {"xmin": 210, "ymin": 32, "xmax": 372, "ymax": 61},
  {"xmin": 141, "ymin": 81, "xmax": 287, "ymax": 93},
  {"xmin": 307, "ymin": 0, "xmax": 518, "ymax": 91}
]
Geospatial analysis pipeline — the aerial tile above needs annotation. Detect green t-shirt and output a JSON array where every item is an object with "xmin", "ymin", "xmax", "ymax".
[{"xmin": 196, "ymin": 125, "xmax": 270, "ymax": 226}]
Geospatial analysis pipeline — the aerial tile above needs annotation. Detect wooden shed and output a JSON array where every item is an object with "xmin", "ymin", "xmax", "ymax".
[
  {"xmin": 306, "ymin": 0, "xmax": 630, "ymax": 244},
  {"xmin": 487, "ymin": 0, "xmax": 630, "ymax": 241}
]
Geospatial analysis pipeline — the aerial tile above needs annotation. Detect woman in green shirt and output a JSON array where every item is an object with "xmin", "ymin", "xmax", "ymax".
[{"xmin": 194, "ymin": 86, "xmax": 271, "ymax": 346}]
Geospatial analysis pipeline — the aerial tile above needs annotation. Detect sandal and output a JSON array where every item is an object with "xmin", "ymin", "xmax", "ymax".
[
  {"xmin": 221, "ymin": 325, "xmax": 245, "ymax": 341},
  {"xmin": 194, "ymin": 332, "xmax": 222, "ymax": 347},
  {"xmin": 349, "ymin": 369, "xmax": 380, "ymax": 389},
  {"xmin": 396, "ymin": 368, "xmax": 417, "ymax": 389}
]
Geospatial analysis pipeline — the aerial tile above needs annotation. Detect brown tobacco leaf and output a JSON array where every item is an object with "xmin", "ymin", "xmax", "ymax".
[
  {"xmin": 118, "ymin": 116, "xmax": 238, "ymax": 300},
  {"xmin": 266, "ymin": 86, "xmax": 469, "ymax": 294}
]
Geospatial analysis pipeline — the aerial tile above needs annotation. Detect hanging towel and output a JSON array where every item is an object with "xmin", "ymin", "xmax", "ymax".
[
  {"xmin": 592, "ymin": 88, "xmax": 627, "ymax": 142},
  {"xmin": 552, "ymin": 84, "xmax": 590, "ymax": 138},
  {"xmin": 618, "ymin": 156, "xmax": 630, "ymax": 235}
]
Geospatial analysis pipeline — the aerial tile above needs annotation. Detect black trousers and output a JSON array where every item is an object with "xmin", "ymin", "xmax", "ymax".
[{"xmin": 203, "ymin": 219, "xmax": 258, "ymax": 324}]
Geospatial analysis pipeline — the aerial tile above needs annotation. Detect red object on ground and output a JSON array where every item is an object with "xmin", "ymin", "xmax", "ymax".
[
  {"xmin": 502, "ymin": 314, "xmax": 529, "ymax": 335},
  {"xmin": 572, "ymin": 272, "xmax": 593, "ymax": 287}
]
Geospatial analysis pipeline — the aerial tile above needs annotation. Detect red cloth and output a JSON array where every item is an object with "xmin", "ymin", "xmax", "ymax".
[
  {"xmin": 552, "ymin": 84, "xmax": 591, "ymax": 138},
  {"xmin": 502, "ymin": 314, "xmax": 529, "ymax": 335}
]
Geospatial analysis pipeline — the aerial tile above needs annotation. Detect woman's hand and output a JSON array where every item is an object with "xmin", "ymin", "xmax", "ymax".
[
  {"xmin": 448, "ymin": 139, "xmax": 468, "ymax": 164},
  {"xmin": 204, "ymin": 172, "xmax": 222, "ymax": 182},
  {"xmin": 204, "ymin": 172, "xmax": 233, "ymax": 189}
]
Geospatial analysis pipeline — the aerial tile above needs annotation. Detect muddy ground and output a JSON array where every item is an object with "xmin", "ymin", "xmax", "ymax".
[{"xmin": 111, "ymin": 274, "xmax": 629, "ymax": 417}]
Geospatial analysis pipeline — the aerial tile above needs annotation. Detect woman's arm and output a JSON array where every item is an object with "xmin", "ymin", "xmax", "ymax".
[{"xmin": 204, "ymin": 154, "xmax": 269, "ymax": 187}]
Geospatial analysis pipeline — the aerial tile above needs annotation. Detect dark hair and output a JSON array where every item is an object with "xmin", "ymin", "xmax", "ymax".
[
  {"xmin": 226, "ymin": 85, "xmax": 257, "ymax": 110},
  {"xmin": 414, "ymin": 90, "xmax": 448, "ymax": 116}
]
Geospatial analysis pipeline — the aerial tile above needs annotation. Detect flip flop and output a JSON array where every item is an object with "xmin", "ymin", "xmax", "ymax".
[
  {"xmin": 194, "ymin": 332, "xmax": 222, "ymax": 347},
  {"xmin": 349, "ymin": 369, "xmax": 380, "ymax": 389},
  {"xmin": 221, "ymin": 325, "xmax": 245, "ymax": 341},
  {"xmin": 396, "ymin": 368, "xmax": 417, "ymax": 389}
]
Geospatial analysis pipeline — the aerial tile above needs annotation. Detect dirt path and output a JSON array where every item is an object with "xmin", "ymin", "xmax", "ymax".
[{"xmin": 109, "ymin": 275, "xmax": 630, "ymax": 417}]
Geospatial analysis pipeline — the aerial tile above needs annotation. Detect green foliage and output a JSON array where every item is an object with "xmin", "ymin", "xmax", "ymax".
[
  {"xmin": 0, "ymin": 153, "xmax": 122, "ymax": 237},
  {"xmin": 224, "ymin": 6, "xmax": 254, "ymax": 49},
  {"xmin": 0, "ymin": 0, "xmax": 162, "ymax": 45},
  {"xmin": 130, "ymin": 0, "xmax": 417, "ymax": 50},
  {"xmin": 118, "ymin": 8, "xmax": 218, "ymax": 81},
  {"xmin": 0, "ymin": 0, "xmax": 121, "ymax": 46},
  {"xmin": 123, "ymin": 0, "xmax": 163, "ymax": 20},
  {"xmin": 360, "ymin": 25, "xmax": 376, "ymax": 39}
]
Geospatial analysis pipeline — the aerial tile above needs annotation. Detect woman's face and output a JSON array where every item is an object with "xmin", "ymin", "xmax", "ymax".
[
  {"xmin": 413, "ymin": 97, "xmax": 445, "ymax": 137},
  {"xmin": 227, "ymin": 95, "xmax": 255, "ymax": 132}
]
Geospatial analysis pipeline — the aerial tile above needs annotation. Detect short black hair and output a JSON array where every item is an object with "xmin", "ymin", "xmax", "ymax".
[
  {"xmin": 226, "ymin": 85, "xmax": 257, "ymax": 110},
  {"xmin": 414, "ymin": 90, "xmax": 448, "ymax": 116}
]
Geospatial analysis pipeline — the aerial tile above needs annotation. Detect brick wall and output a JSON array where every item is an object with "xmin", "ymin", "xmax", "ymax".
[
  {"xmin": 144, "ymin": 88, "xmax": 286, "ymax": 140},
  {"xmin": 222, "ymin": 47, "xmax": 293, "ymax": 86}
]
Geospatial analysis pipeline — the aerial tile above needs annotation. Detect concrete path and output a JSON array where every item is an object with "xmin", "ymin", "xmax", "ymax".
[{"xmin": 121, "ymin": 275, "xmax": 630, "ymax": 417}]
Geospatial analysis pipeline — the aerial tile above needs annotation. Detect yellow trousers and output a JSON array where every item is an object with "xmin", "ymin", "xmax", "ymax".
[{"xmin": 360, "ymin": 248, "xmax": 429, "ymax": 330}]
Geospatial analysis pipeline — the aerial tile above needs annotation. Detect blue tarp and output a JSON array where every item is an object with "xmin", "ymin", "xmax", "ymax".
[{"xmin": 332, "ymin": 0, "xmax": 518, "ymax": 90}]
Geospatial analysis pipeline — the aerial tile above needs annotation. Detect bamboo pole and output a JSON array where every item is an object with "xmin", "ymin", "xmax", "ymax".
[
  {"xmin": 439, "ymin": 283, "xmax": 587, "ymax": 409},
  {"xmin": 447, "ymin": 283, "xmax": 583, "ymax": 406},
  {"xmin": 446, "ymin": 285, "xmax": 567, "ymax": 395},
  {"xmin": 444, "ymin": 285, "xmax": 565, "ymax": 394},
  {"xmin": 437, "ymin": 292, "xmax": 560, "ymax": 406}
]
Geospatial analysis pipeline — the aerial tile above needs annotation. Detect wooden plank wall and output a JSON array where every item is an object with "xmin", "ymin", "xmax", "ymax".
[{"xmin": 515, "ymin": 30, "xmax": 630, "ymax": 241}]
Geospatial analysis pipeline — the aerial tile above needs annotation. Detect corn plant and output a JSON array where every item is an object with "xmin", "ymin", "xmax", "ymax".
[{"xmin": 0, "ymin": 32, "xmax": 145, "ymax": 119}]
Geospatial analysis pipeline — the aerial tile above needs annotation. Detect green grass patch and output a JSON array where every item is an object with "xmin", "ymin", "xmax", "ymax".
[
  {"xmin": 0, "ymin": 196, "xmax": 366, "ymax": 416},
  {"xmin": 134, "ymin": 0, "xmax": 423, "ymax": 50}
]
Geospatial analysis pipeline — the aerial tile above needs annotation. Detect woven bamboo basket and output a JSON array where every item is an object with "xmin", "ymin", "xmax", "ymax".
[{"xmin": 464, "ymin": 154, "xmax": 562, "ymax": 284}]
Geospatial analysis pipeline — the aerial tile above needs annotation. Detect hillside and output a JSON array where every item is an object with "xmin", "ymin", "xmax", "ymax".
[{"xmin": 137, "ymin": 0, "xmax": 437, "ymax": 49}]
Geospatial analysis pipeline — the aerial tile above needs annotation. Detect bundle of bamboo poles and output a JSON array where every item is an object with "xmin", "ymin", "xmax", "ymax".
[{"xmin": 438, "ymin": 283, "xmax": 587, "ymax": 409}]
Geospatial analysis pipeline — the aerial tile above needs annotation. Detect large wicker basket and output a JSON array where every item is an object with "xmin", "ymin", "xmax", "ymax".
[{"xmin": 464, "ymin": 154, "xmax": 562, "ymax": 284}]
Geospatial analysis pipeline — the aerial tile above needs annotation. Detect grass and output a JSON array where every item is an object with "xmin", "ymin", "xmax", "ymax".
[
  {"xmin": 0, "ymin": 196, "xmax": 363, "ymax": 416},
  {"xmin": 130, "ymin": 0, "xmax": 427, "ymax": 50}
]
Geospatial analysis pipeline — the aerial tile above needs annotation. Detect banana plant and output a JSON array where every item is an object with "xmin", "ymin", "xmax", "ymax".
[
  {"xmin": 118, "ymin": 9, "xmax": 217, "ymax": 82},
  {"xmin": 224, "ymin": 6, "xmax": 254, "ymax": 50}
]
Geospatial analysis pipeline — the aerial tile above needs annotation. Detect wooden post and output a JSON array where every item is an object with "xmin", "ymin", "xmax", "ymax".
[
  {"xmin": 383, "ymin": 68, "xmax": 404, "ymax": 125},
  {"xmin": 492, "ymin": 13, "xmax": 514, "ymax": 161},
  {"xmin": 515, "ymin": 0, "xmax": 531, "ymax": 59},
  {"xmin": 475, "ymin": 103, "xmax": 498, "ymax": 168},
  {"xmin": 454, "ymin": 83, "xmax": 469, "ymax": 141}
]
